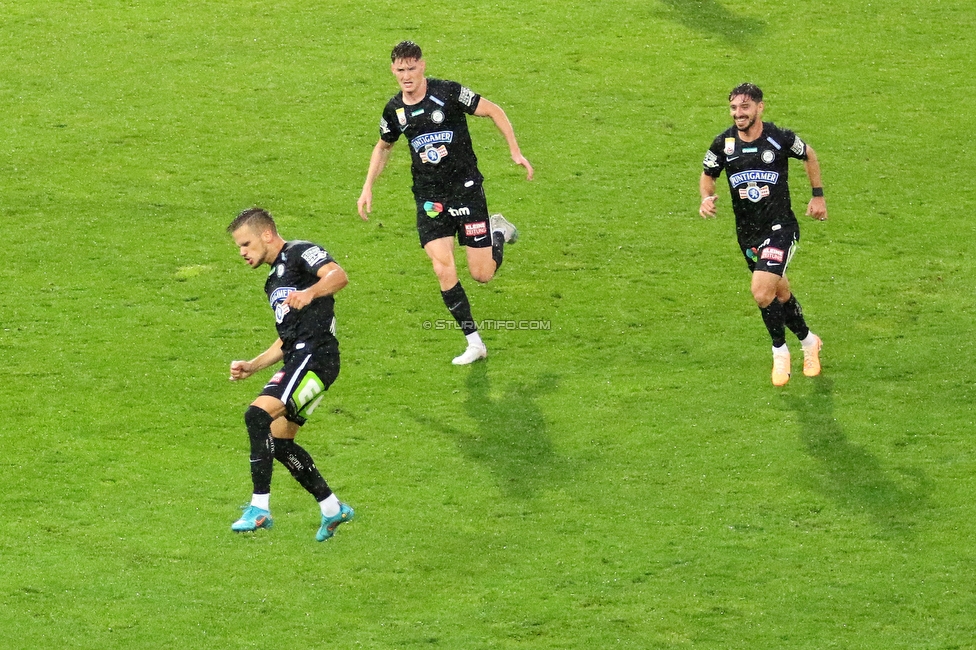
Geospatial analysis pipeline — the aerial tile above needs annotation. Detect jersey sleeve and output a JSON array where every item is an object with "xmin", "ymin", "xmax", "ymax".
[
  {"xmin": 295, "ymin": 243, "xmax": 335, "ymax": 274},
  {"xmin": 782, "ymin": 128, "xmax": 809, "ymax": 160},
  {"xmin": 379, "ymin": 102, "xmax": 400, "ymax": 144},
  {"xmin": 446, "ymin": 79, "xmax": 481, "ymax": 115},
  {"xmin": 702, "ymin": 136, "xmax": 725, "ymax": 178}
]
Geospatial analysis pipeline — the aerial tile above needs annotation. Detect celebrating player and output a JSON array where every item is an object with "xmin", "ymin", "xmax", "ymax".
[
  {"xmin": 227, "ymin": 208, "xmax": 354, "ymax": 541},
  {"xmin": 699, "ymin": 83, "xmax": 828, "ymax": 386},
  {"xmin": 357, "ymin": 40, "xmax": 534, "ymax": 365}
]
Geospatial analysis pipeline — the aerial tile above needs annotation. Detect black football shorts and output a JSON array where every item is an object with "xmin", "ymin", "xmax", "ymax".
[
  {"xmin": 415, "ymin": 182, "xmax": 492, "ymax": 249},
  {"xmin": 741, "ymin": 222, "xmax": 799, "ymax": 276},
  {"xmin": 260, "ymin": 349, "xmax": 340, "ymax": 426}
]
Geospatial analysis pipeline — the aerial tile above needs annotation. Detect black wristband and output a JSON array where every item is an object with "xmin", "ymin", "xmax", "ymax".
[{"xmin": 812, "ymin": 187, "xmax": 824, "ymax": 197}]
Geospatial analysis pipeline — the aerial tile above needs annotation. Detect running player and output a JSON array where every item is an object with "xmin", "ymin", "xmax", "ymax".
[
  {"xmin": 699, "ymin": 83, "xmax": 828, "ymax": 386},
  {"xmin": 227, "ymin": 207, "xmax": 354, "ymax": 541},
  {"xmin": 357, "ymin": 40, "xmax": 534, "ymax": 365}
]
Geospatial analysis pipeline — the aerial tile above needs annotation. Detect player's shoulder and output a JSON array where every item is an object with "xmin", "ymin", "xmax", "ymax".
[
  {"xmin": 762, "ymin": 121, "xmax": 796, "ymax": 138},
  {"xmin": 709, "ymin": 126, "xmax": 736, "ymax": 146},
  {"xmin": 284, "ymin": 240, "xmax": 331, "ymax": 262}
]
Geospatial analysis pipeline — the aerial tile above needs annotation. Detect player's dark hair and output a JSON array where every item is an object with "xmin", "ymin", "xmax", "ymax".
[
  {"xmin": 729, "ymin": 83, "xmax": 763, "ymax": 103},
  {"xmin": 228, "ymin": 207, "xmax": 278, "ymax": 235},
  {"xmin": 391, "ymin": 40, "xmax": 422, "ymax": 62}
]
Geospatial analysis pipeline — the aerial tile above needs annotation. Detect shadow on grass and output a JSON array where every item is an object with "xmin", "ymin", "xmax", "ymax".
[
  {"xmin": 414, "ymin": 363, "xmax": 563, "ymax": 500},
  {"xmin": 782, "ymin": 377, "xmax": 930, "ymax": 537},
  {"xmin": 658, "ymin": 0, "xmax": 765, "ymax": 45}
]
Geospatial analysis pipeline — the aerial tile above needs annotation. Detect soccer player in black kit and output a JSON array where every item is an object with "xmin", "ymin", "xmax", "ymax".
[
  {"xmin": 357, "ymin": 40, "xmax": 534, "ymax": 365},
  {"xmin": 227, "ymin": 208, "xmax": 354, "ymax": 541},
  {"xmin": 699, "ymin": 83, "xmax": 828, "ymax": 386}
]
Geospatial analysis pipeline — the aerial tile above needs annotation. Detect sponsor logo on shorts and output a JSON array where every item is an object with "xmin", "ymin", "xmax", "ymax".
[
  {"xmin": 459, "ymin": 86, "xmax": 476, "ymax": 106},
  {"xmin": 760, "ymin": 247, "xmax": 785, "ymax": 263},
  {"xmin": 269, "ymin": 371, "xmax": 285, "ymax": 385},
  {"xmin": 729, "ymin": 170, "xmax": 780, "ymax": 187},
  {"xmin": 448, "ymin": 206, "xmax": 471, "ymax": 217},
  {"xmin": 762, "ymin": 150, "xmax": 775, "ymax": 163},
  {"xmin": 464, "ymin": 221, "xmax": 488, "ymax": 237},
  {"xmin": 423, "ymin": 201, "xmax": 444, "ymax": 218},
  {"xmin": 724, "ymin": 138, "xmax": 735, "ymax": 155},
  {"xmin": 301, "ymin": 246, "xmax": 329, "ymax": 267}
]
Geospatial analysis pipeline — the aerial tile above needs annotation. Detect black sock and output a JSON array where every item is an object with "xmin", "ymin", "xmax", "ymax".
[
  {"xmin": 759, "ymin": 300, "xmax": 787, "ymax": 348},
  {"xmin": 781, "ymin": 294, "xmax": 810, "ymax": 341},
  {"xmin": 441, "ymin": 281, "xmax": 478, "ymax": 336},
  {"xmin": 244, "ymin": 405, "xmax": 275, "ymax": 495},
  {"xmin": 273, "ymin": 438, "xmax": 332, "ymax": 502},
  {"xmin": 491, "ymin": 231, "xmax": 504, "ymax": 271}
]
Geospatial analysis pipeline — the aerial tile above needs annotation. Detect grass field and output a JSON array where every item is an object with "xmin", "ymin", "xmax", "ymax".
[{"xmin": 2, "ymin": 0, "xmax": 975, "ymax": 647}]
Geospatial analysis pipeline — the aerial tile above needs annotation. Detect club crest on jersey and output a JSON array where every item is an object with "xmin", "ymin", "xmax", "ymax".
[
  {"xmin": 739, "ymin": 183, "xmax": 771, "ymax": 203},
  {"xmin": 396, "ymin": 107, "xmax": 407, "ymax": 126},
  {"xmin": 431, "ymin": 109, "xmax": 445, "ymax": 124},
  {"xmin": 270, "ymin": 287, "xmax": 296, "ymax": 324},
  {"xmin": 762, "ymin": 150, "xmax": 775, "ymax": 163},
  {"xmin": 729, "ymin": 170, "xmax": 780, "ymax": 187},
  {"xmin": 423, "ymin": 201, "xmax": 444, "ymax": 218},
  {"xmin": 724, "ymin": 138, "xmax": 735, "ymax": 156}
]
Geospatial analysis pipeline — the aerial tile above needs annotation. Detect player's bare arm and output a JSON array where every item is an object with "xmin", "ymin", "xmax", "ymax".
[
  {"xmin": 699, "ymin": 172, "xmax": 718, "ymax": 218},
  {"xmin": 283, "ymin": 262, "xmax": 348, "ymax": 310},
  {"xmin": 358, "ymin": 140, "xmax": 395, "ymax": 220},
  {"xmin": 803, "ymin": 146, "xmax": 827, "ymax": 221},
  {"xmin": 230, "ymin": 338, "xmax": 284, "ymax": 381},
  {"xmin": 473, "ymin": 98, "xmax": 534, "ymax": 180}
]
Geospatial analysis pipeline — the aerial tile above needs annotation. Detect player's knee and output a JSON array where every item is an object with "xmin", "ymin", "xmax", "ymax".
[
  {"xmin": 752, "ymin": 286, "xmax": 776, "ymax": 307},
  {"xmin": 245, "ymin": 405, "xmax": 274, "ymax": 456},
  {"xmin": 470, "ymin": 267, "xmax": 495, "ymax": 284}
]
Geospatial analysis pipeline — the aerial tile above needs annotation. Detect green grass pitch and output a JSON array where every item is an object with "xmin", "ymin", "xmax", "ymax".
[{"xmin": 2, "ymin": 0, "xmax": 975, "ymax": 647}]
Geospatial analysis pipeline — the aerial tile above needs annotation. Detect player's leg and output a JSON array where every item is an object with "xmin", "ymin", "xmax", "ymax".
[
  {"xmin": 424, "ymin": 237, "xmax": 486, "ymax": 364},
  {"xmin": 231, "ymin": 394, "xmax": 287, "ymax": 532},
  {"xmin": 775, "ymin": 235, "xmax": 822, "ymax": 376},
  {"xmin": 270, "ymin": 358, "xmax": 354, "ymax": 541},
  {"xmin": 751, "ymin": 270, "xmax": 791, "ymax": 386}
]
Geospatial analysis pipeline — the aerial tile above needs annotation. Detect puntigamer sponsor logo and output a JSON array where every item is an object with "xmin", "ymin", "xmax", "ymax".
[
  {"xmin": 729, "ymin": 170, "xmax": 780, "ymax": 187},
  {"xmin": 410, "ymin": 131, "xmax": 453, "ymax": 151}
]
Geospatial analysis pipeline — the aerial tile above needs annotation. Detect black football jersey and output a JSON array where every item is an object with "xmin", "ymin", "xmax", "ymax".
[
  {"xmin": 263, "ymin": 240, "xmax": 338, "ymax": 354},
  {"xmin": 379, "ymin": 77, "xmax": 483, "ymax": 197},
  {"xmin": 703, "ymin": 122, "xmax": 809, "ymax": 245}
]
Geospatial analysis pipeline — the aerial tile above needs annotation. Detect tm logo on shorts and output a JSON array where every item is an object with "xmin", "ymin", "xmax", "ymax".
[{"xmin": 423, "ymin": 201, "xmax": 444, "ymax": 218}]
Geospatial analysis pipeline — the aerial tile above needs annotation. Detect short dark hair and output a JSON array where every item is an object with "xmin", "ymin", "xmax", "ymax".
[
  {"xmin": 729, "ymin": 83, "xmax": 763, "ymax": 103},
  {"xmin": 228, "ymin": 207, "xmax": 277, "ymax": 235},
  {"xmin": 391, "ymin": 40, "xmax": 422, "ymax": 62}
]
